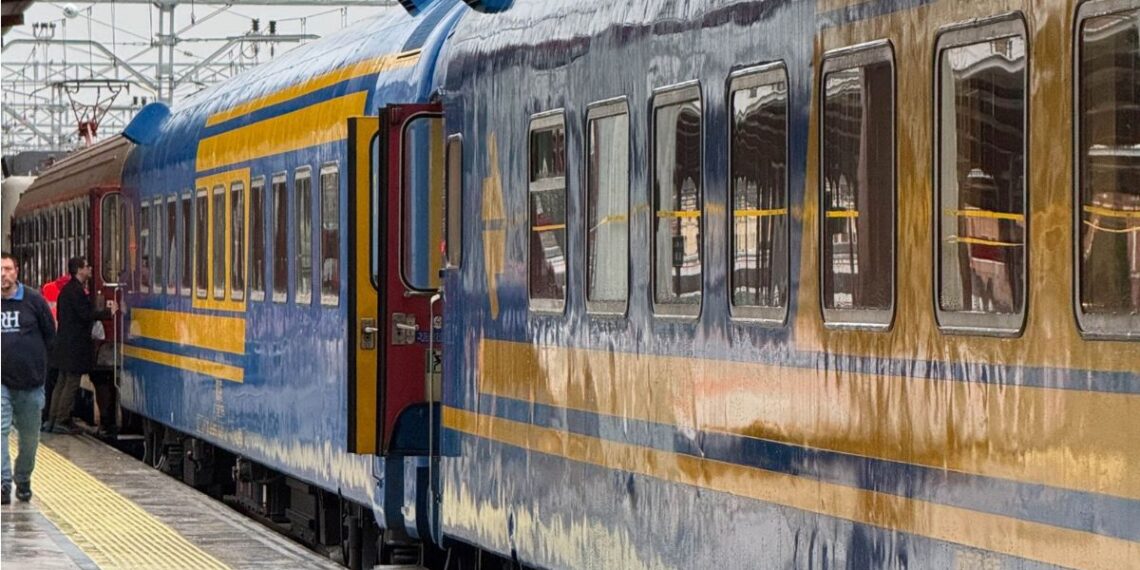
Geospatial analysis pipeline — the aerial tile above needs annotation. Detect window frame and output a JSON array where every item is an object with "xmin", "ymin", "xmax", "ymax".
[
  {"xmin": 230, "ymin": 180, "xmax": 246, "ymax": 301},
  {"xmin": 527, "ymin": 109, "xmax": 569, "ymax": 315},
  {"xmin": 271, "ymin": 172, "xmax": 289, "ymax": 304},
  {"xmin": 140, "ymin": 200, "xmax": 152, "ymax": 293},
  {"xmin": 651, "ymin": 81, "xmax": 705, "ymax": 320},
  {"xmin": 1072, "ymin": 0, "xmax": 1139, "ymax": 340},
  {"xmin": 249, "ymin": 176, "xmax": 266, "ymax": 302},
  {"xmin": 180, "ymin": 191, "xmax": 193, "ymax": 296},
  {"xmin": 727, "ymin": 62, "xmax": 792, "ymax": 325},
  {"xmin": 165, "ymin": 195, "xmax": 178, "ymax": 295},
  {"xmin": 583, "ymin": 96, "xmax": 631, "ymax": 317},
  {"xmin": 932, "ymin": 15, "xmax": 1028, "ymax": 337},
  {"xmin": 818, "ymin": 40, "xmax": 897, "ymax": 331},
  {"xmin": 294, "ymin": 166, "xmax": 313, "ymax": 306},
  {"xmin": 318, "ymin": 162, "xmax": 340, "ymax": 306},
  {"xmin": 211, "ymin": 184, "xmax": 226, "ymax": 300},
  {"xmin": 195, "ymin": 187, "xmax": 208, "ymax": 299},
  {"xmin": 444, "ymin": 134, "xmax": 464, "ymax": 270}
]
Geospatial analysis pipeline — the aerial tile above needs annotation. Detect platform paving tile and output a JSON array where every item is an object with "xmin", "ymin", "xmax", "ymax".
[{"xmin": 2, "ymin": 433, "xmax": 344, "ymax": 569}]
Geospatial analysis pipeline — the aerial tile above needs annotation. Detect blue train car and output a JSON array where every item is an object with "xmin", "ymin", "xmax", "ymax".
[
  {"xmin": 118, "ymin": 1, "xmax": 465, "ymax": 565},
  {"xmin": 435, "ymin": 0, "xmax": 1139, "ymax": 568}
]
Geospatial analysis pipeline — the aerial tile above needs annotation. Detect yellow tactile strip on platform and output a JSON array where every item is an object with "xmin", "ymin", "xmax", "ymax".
[{"xmin": 30, "ymin": 440, "xmax": 230, "ymax": 569}]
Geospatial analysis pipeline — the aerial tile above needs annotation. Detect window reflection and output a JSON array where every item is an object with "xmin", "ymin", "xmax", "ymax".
[
  {"xmin": 529, "ymin": 116, "xmax": 567, "ymax": 307},
  {"xmin": 1079, "ymin": 9, "xmax": 1140, "ymax": 319},
  {"xmin": 731, "ymin": 69, "xmax": 788, "ymax": 311},
  {"xmin": 654, "ymin": 95, "xmax": 702, "ymax": 308},
  {"xmin": 586, "ymin": 108, "xmax": 629, "ymax": 307},
  {"xmin": 821, "ymin": 59, "xmax": 894, "ymax": 313},
  {"xmin": 937, "ymin": 35, "xmax": 1026, "ymax": 316}
]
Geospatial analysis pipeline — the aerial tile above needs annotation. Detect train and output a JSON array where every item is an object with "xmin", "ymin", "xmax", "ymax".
[{"xmin": 8, "ymin": 0, "xmax": 1138, "ymax": 568}]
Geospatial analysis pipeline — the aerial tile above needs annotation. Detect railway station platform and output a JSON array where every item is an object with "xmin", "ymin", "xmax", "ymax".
[{"xmin": 1, "ymin": 433, "xmax": 343, "ymax": 569}]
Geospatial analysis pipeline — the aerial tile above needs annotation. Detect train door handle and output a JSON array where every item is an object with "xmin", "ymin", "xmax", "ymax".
[{"xmin": 360, "ymin": 319, "xmax": 378, "ymax": 350}]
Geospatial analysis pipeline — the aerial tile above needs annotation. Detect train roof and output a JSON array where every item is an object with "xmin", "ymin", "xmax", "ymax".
[
  {"xmin": 125, "ymin": 0, "xmax": 464, "ymax": 184},
  {"xmin": 13, "ymin": 135, "xmax": 133, "ymax": 216}
]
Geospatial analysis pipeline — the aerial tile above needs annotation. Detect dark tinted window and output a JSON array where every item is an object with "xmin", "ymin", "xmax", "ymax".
[
  {"xmin": 231, "ymin": 182, "xmax": 245, "ymax": 300},
  {"xmin": 1077, "ymin": 6, "xmax": 1140, "ymax": 334},
  {"xmin": 528, "ymin": 113, "xmax": 567, "ymax": 309},
  {"xmin": 250, "ymin": 179, "xmax": 265, "ymax": 299},
  {"xmin": 320, "ymin": 167, "xmax": 339, "ymax": 304},
  {"xmin": 295, "ymin": 171, "xmax": 313, "ymax": 304},
  {"xmin": 272, "ymin": 177, "xmax": 288, "ymax": 301},
  {"xmin": 821, "ymin": 46, "xmax": 895, "ymax": 327}
]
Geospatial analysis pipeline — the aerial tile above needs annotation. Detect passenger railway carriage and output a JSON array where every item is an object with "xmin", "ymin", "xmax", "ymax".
[
  {"xmin": 16, "ymin": 0, "xmax": 1134, "ymax": 567},
  {"xmin": 435, "ymin": 0, "xmax": 1138, "ymax": 568}
]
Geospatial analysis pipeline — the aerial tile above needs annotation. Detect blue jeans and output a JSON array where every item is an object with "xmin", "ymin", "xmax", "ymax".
[{"xmin": 2, "ymin": 384, "xmax": 45, "ymax": 487}]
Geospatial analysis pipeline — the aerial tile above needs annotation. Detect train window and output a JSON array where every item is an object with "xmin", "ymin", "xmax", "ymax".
[
  {"xmin": 444, "ymin": 134, "xmax": 463, "ymax": 269},
  {"xmin": 152, "ymin": 200, "xmax": 165, "ymax": 292},
  {"xmin": 231, "ymin": 181, "xmax": 245, "ymax": 301},
  {"xmin": 585, "ymin": 99, "xmax": 630, "ymax": 315},
  {"xmin": 295, "ymin": 169, "xmax": 313, "ymax": 305},
  {"xmin": 319, "ymin": 165, "xmax": 339, "ymax": 305},
  {"xmin": 181, "ymin": 193, "xmax": 192, "ymax": 295},
  {"xmin": 272, "ymin": 175, "xmax": 288, "ymax": 302},
  {"xmin": 196, "ymin": 188, "xmax": 208, "ymax": 299},
  {"xmin": 934, "ymin": 18, "xmax": 1027, "ymax": 335},
  {"xmin": 652, "ymin": 84, "xmax": 703, "ymax": 317},
  {"xmin": 401, "ymin": 116, "xmax": 444, "ymax": 293},
  {"xmin": 101, "ymin": 194, "xmax": 124, "ymax": 286},
  {"xmin": 166, "ymin": 197, "xmax": 177, "ymax": 294},
  {"xmin": 729, "ymin": 64, "xmax": 790, "ymax": 323},
  {"xmin": 1075, "ymin": 0, "xmax": 1139, "ymax": 338},
  {"xmin": 250, "ymin": 178, "xmax": 266, "ymax": 301},
  {"xmin": 820, "ymin": 42, "xmax": 895, "ymax": 330},
  {"xmin": 212, "ymin": 185, "xmax": 226, "ymax": 299},
  {"xmin": 140, "ymin": 201, "xmax": 152, "ymax": 292},
  {"xmin": 528, "ymin": 111, "xmax": 568, "ymax": 312}
]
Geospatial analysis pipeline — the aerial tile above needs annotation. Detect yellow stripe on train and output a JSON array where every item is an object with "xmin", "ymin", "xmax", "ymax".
[
  {"xmin": 123, "ymin": 345, "xmax": 244, "ymax": 383},
  {"xmin": 475, "ymin": 338, "xmax": 1140, "ymax": 501},
  {"xmin": 196, "ymin": 91, "xmax": 368, "ymax": 173},
  {"xmin": 443, "ymin": 406, "xmax": 1140, "ymax": 570},
  {"xmin": 204, "ymin": 50, "xmax": 421, "ymax": 127},
  {"xmin": 131, "ymin": 308, "xmax": 246, "ymax": 355}
]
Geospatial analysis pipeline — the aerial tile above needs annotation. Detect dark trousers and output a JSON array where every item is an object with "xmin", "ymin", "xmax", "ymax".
[
  {"xmin": 48, "ymin": 371, "xmax": 82, "ymax": 427},
  {"xmin": 90, "ymin": 371, "xmax": 117, "ymax": 434}
]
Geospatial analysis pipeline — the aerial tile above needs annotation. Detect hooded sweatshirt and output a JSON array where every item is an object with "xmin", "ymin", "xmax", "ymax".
[{"xmin": 2, "ymin": 283, "xmax": 57, "ymax": 389}]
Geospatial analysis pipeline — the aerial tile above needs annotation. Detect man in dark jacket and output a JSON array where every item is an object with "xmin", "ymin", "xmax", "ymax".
[
  {"xmin": 46, "ymin": 257, "xmax": 115, "ymax": 434},
  {"xmin": 2, "ymin": 252, "xmax": 56, "ymax": 504}
]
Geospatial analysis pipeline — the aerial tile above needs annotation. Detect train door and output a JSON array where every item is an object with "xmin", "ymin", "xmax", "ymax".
[
  {"xmin": 347, "ymin": 103, "xmax": 445, "ymax": 457},
  {"xmin": 93, "ymin": 190, "xmax": 126, "ymax": 385}
]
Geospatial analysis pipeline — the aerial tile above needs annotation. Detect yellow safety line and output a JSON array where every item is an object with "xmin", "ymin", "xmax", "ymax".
[
  {"xmin": 656, "ymin": 210, "xmax": 701, "ymax": 219},
  {"xmin": 947, "ymin": 209, "xmax": 1025, "ymax": 222},
  {"xmin": 735, "ymin": 208, "xmax": 788, "ymax": 217},
  {"xmin": 531, "ymin": 223, "xmax": 567, "ymax": 232},
  {"xmin": 27, "ymin": 438, "xmax": 229, "ymax": 569},
  {"xmin": 825, "ymin": 210, "xmax": 859, "ymax": 218},
  {"xmin": 948, "ymin": 236, "xmax": 1024, "ymax": 247},
  {"xmin": 1084, "ymin": 205, "xmax": 1140, "ymax": 219}
]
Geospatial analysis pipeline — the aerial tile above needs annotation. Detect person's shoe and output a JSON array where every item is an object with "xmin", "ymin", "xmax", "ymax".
[
  {"xmin": 15, "ymin": 482, "xmax": 32, "ymax": 502},
  {"xmin": 1, "ymin": 483, "xmax": 10, "ymax": 505},
  {"xmin": 49, "ymin": 424, "xmax": 79, "ymax": 435},
  {"xmin": 41, "ymin": 421, "xmax": 54, "ymax": 433}
]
